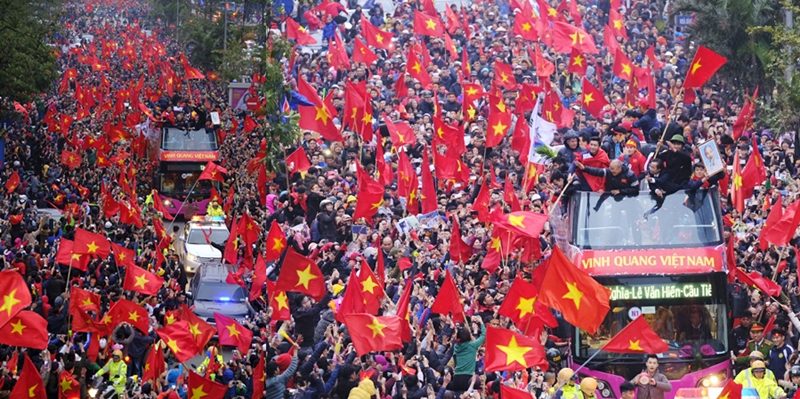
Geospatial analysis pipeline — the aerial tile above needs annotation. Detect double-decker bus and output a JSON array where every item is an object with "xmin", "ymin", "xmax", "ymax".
[
  {"xmin": 550, "ymin": 187, "xmax": 730, "ymax": 399},
  {"xmin": 155, "ymin": 126, "xmax": 220, "ymax": 216}
]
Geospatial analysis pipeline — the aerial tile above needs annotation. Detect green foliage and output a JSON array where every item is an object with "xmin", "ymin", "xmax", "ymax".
[
  {"xmin": 671, "ymin": 0, "xmax": 780, "ymax": 92},
  {"xmin": 534, "ymin": 145, "xmax": 558, "ymax": 160},
  {"xmin": 0, "ymin": 0, "xmax": 60, "ymax": 113}
]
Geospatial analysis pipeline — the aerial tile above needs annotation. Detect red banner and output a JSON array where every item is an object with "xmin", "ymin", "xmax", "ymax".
[
  {"xmin": 159, "ymin": 151, "xmax": 219, "ymax": 162},
  {"xmin": 576, "ymin": 247, "xmax": 725, "ymax": 276}
]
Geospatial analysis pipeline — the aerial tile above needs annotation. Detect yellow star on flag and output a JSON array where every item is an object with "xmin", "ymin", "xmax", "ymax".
[
  {"xmin": 191, "ymin": 384, "xmax": 209, "ymax": 399},
  {"xmin": 10, "ymin": 319, "xmax": 25, "ymax": 335},
  {"xmin": 583, "ymin": 92, "xmax": 595, "ymax": 105},
  {"xmin": 295, "ymin": 265, "xmax": 319, "ymax": 289},
  {"xmin": 129, "ymin": 311, "xmax": 141, "ymax": 322},
  {"xmin": 508, "ymin": 214, "xmax": 526, "ymax": 228},
  {"xmin": 569, "ymin": 31, "xmax": 584, "ymax": 45},
  {"xmin": 621, "ymin": 63, "xmax": 632, "ymax": 77},
  {"xmin": 275, "ymin": 291, "xmax": 289, "ymax": 310},
  {"xmin": 117, "ymin": 252, "xmax": 126, "ymax": 261},
  {"xmin": 28, "ymin": 384, "xmax": 38, "ymax": 398},
  {"xmin": 691, "ymin": 59, "xmax": 703, "ymax": 74},
  {"xmin": 376, "ymin": 34, "xmax": 384, "ymax": 43},
  {"xmin": 495, "ymin": 101, "xmax": 507, "ymax": 113},
  {"xmin": 492, "ymin": 121, "xmax": 508, "ymax": 136},
  {"xmin": 370, "ymin": 199, "xmax": 384, "ymax": 210},
  {"xmin": 82, "ymin": 298, "xmax": 94, "ymax": 307},
  {"xmin": 0, "ymin": 289, "xmax": 20, "ymax": 317},
  {"xmin": 562, "ymin": 282, "xmax": 584, "ymax": 309},
  {"xmin": 497, "ymin": 336, "xmax": 533, "ymax": 366},
  {"xmin": 314, "ymin": 106, "xmax": 331, "ymax": 124},
  {"xmin": 425, "ymin": 18, "xmax": 437, "ymax": 30},
  {"xmin": 86, "ymin": 241, "xmax": 99, "ymax": 253},
  {"xmin": 166, "ymin": 338, "xmax": 181, "ymax": 353},
  {"xmin": 412, "ymin": 62, "xmax": 422, "ymax": 74},
  {"xmin": 134, "ymin": 273, "xmax": 150, "ymax": 290},
  {"xmin": 522, "ymin": 22, "xmax": 532, "ymax": 31},
  {"xmin": 490, "ymin": 237, "xmax": 502, "ymax": 252},
  {"xmin": 361, "ymin": 276, "xmax": 379, "ymax": 294},
  {"xmin": 60, "ymin": 378, "xmax": 73, "ymax": 393},
  {"xmin": 366, "ymin": 317, "xmax": 387, "ymax": 337},
  {"xmin": 500, "ymin": 72, "xmax": 510, "ymax": 83},
  {"xmin": 272, "ymin": 238, "xmax": 285, "ymax": 252},
  {"xmin": 573, "ymin": 55, "xmax": 584, "ymax": 67},
  {"xmin": 466, "ymin": 87, "xmax": 478, "ymax": 97},
  {"xmin": 628, "ymin": 340, "xmax": 643, "ymax": 351},
  {"xmin": 613, "ymin": 19, "xmax": 623, "ymax": 29},
  {"xmin": 189, "ymin": 322, "xmax": 202, "ymax": 339},
  {"xmin": 226, "ymin": 323, "xmax": 241, "ymax": 338},
  {"xmin": 516, "ymin": 296, "xmax": 536, "ymax": 318}
]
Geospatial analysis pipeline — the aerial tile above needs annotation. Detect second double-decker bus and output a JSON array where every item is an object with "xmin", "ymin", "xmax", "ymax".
[
  {"xmin": 155, "ymin": 126, "xmax": 220, "ymax": 216},
  {"xmin": 550, "ymin": 186, "xmax": 730, "ymax": 399}
]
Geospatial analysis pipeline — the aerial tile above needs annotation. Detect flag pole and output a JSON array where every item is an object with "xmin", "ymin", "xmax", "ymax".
[
  {"xmin": 165, "ymin": 178, "xmax": 201, "ymax": 233},
  {"xmin": 548, "ymin": 174, "xmax": 575, "ymax": 217},
  {"xmin": 550, "ymin": 349, "xmax": 604, "ymax": 397},
  {"xmin": 653, "ymin": 87, "xmax": 685, "ymax": 155}
]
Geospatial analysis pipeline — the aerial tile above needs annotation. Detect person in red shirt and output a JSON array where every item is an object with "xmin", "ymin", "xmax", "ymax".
[{"xmin": 620, "ymin": 139, "xmax": 648, "ymax": 179}]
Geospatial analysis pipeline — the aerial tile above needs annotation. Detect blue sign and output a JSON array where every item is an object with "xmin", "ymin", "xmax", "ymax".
[{"xmin": 675, "ymin": 14, "xmax": 693, "ymax": 27}]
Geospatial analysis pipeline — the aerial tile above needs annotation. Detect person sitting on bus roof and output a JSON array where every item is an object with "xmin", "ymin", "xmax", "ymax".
[
  {"xmin": 656, "ymin": 135, "xmax": 693, "ymax": 186},
  {"xmin": 733, "ymin": 323, "xmax": 774, "ymax": 367},
  {"xmin": 683, "ymin": 162, "xmax": 725, "ymax": 191},
  {"xmin": 735, "ymin": 359, "xmax": 787, "ymax": 399},
  {"xmin": 574, "ymin": 137, "xmax": 611, "ymax": 192},
  {"xmin": 645, "ymin": 158, "xmax": 681, "ymax": 199},
  {"xmin": 619, "ymin": 139, "xmax": 648, "ymax": 180},
  {"xmin": 573, "ymin": 159, "xmax": 639, "ymax": 197}
]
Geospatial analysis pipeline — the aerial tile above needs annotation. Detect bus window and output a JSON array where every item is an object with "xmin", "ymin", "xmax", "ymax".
[
  {"xmin": 573, "ymin": 188, "xmax": 723, "ymax": 250},
  {"xmin": 161, "ymin": 127, "xmax": 219, "ymax": 151}
]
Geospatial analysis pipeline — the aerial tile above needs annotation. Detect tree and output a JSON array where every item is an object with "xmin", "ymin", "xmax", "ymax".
[
  {"xmin": 0, "ymin": 0, "xmax": 59, "ymax": 112},
  {"xmin": 671, "ymin": 0, "xmax": 781, "ymax": 92}
]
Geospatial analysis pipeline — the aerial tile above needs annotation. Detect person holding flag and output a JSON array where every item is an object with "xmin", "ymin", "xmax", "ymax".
[{"xmin": 631, "ymin": 355, "xmax": 673, "ymax": 399}]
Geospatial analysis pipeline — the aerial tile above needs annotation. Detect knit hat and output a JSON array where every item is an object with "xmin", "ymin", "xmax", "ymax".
[
  {"xmin": 359, "ymin": 379, "xmax": 377, "ymax": 396},
  {"xmin": 625, "ymin": 140, "xmax": 637, "ymax": 148}
]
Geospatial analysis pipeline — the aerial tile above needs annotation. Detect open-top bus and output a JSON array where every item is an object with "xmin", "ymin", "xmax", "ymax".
[
  {"xmin": 155, "ymin": 126, "xmax": 220, "ymax": 216},
  {"xmin": 550, "ymin": 187, "xmax": 730, "ymax": 399}
]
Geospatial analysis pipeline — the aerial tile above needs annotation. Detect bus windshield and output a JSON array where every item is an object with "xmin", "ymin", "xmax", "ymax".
[
  {"xmin": 572, "ymin": 188, "xmax": 723, "ymax": 250},
  {"xmin": 161, "ymin": 127, "xmax": 218, "ymax": 151},
  {"xmin": 579, "ymin": 274, "xmax": 729, "ymax": 368}
]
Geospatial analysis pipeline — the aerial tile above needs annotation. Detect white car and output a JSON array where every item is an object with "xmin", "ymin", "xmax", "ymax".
[{"xmin": 176, "ymin": 216, "xmax": 230, "ymax": 274}]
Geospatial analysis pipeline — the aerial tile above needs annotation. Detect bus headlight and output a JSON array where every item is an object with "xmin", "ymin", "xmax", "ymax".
[
  {"xmin": 698, "ymin": 373, "xmax": 725, "ymax": 388},
  {"xmin": 163, "ymin": 199, "xmax": 173, "ymax": 208}
]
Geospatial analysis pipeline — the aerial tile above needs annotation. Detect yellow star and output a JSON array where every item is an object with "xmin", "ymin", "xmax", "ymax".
[
  {"xmin": 492, "ymin": 121, "xmax": 508, "ymax": 136},
  {"xmin": 145, "ymin": 364, "xmax": 150, "ymax": 372},
  {"xmin": 247, "ymin": 223, "xmax": 255, "ymax": 231},
  {"xmin": 569, "ymin": 31, "xmax": 584, "ymax": 45},
  {"xmin": 134, "ymin": 273, "xmax": 150, "ymax": 290},
  {"xmin": 85, "ymin": 241, "xmax": 100, "ymax": 253},
  {"xmin": 71, "ymin": 253, "xmax": 82, "ymax": 261},
  {"xmin": 734, "ymin": 174, "xmax": 742, "ymax": 188},
  {"xmin": 9, "ymin": 319, "xmax": 25, "ymax": 335},
  {"xmin": 562, "ymin": 282, "xmax": 584, "ymax": 309},
  {"xmin": 490, "ymin": 237, "xmax": 501, "ymax": 252},
  {"xmin": 361, "ymin": 112, "xmax": 372, "ymax": 124},
  {"xmin": 719, "ymin": 393, "xmax": 730, "ymax": 399},
  {"xmin": 370, "ymin": 199, "xmax": 384, "ymax": 210},
  {"xmin": 467, "ymin": 106, "xmax": 476, "ymax": 119},
  {"xmin": 516, "ymin": 296, "xmax": 536, "ymax": 318},
  {"xmin": 128, "ymin": 311, "xmax": 141, "ymax": 322},
  {"xmin": 621, "ymin": 63, "xmax": 631, "ymax": 77},
  {"xmin": 60, "ymin": 378, "xmax": 73, "ymax": 393},
  {"xmin": 366, "ymin": 317, "xmax": 386, "ymax": 337},
  {"xmin": 628, "ymin": 340, "xmax": 643, "ymax": 351},
  {"xmin": 425, "ymin": 18, "xmax": 437, "ymax": 30},
  {"xmin": 495, "ymin": 101, "xmax": 507, "ymax": 113},
  {"xmin": 28, "ymin": 384, "xmax": 38, "ymax": 398},
  {"xmin": 613, "ymin": 19, "xmax": 623, "ymax": 30},
  {"xmin": 522, "ymin": 22, "xmax": 532, "ymax": 31},
  {"xmin": 189, "ymin": 322, "xmax": 202, "ymax": 339},
  {"xmin": 190, "ymin": 384, "xmax": 209, "ymax": 399},
  {"xmin": 82, "ymin": 298, "xmax": 94, "ymax": 307},
  {"xmin": 314, "ymin": 106, "xmax": 331, "ymax": 125},
  {"xmin": 361, "ymin": 276, "xmax": 379, "ymax": 294},
  {"xmin": 547, "ymin": 7, "xmax": 557, "ymax": 16},
  {"xmin": 272, "ymin": 238, "xmax": 285, "ymax": 252},
  {"xmin": 376, "ymin": 33, "xmax": 384, "ymax": 43},
  {"xmin": 117, "ymin": 252, "xmax": 126, "ymax": 261},
  {"xmin": 573, "ymin": 55, "xmax": 584, "ymax": 67},
  {"xmin": 275, "ymin": 291, "xmax": 289, "ymax": 310},
  {"xmin": 691, "ymin": 59, "xmax": 702, "ymax": 74},
  {"xmin": 0, "ymin": 289, "xmax": 20, "ymax": 317},
  {"xmin": 508, "ymin": 214, "xmax": 526, "ymax": 228},
  {"xmin": 466, "ymin": 87, "xmax": 478, "ymax": 97},
  {"xmin": 166, "ymin": 338, "xmax": 181, "ymax": 353},
  {"xmin": 412, "ymin": 62, "xmax": 422, "ymax": 74},
  {"xmin": 226, "ymin": 323, "xmax": 241, "ymax": 338},
  {"xmin": 497, "ymin": 336, "xmax": 533, "ymax": 366},
  {"xmin": 500, "ymin": 72, "xmax": 510, "ymax": 83},
  {"xmin": 295, "ymin": 265, "xmax": 319, "ymax": 289},
  {"xmin": 584, "ymin": 92, "xmax": 595, "ymax": 105},
  {"xmin": 101, "ymin": 315, "xmax": 112, "ymax": 325}
]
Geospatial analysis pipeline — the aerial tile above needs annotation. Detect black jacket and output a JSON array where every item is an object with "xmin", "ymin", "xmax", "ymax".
[
  {"xmin": 291, "ymin": 292, "xmax": 333, "ymax": 347},
  {"xmin": 582, "ymin": 164, "xmax": 640, "ymax": 195},
  {"xmin": 316, "ymin": 210, "xmax": 337, "ymax": 241},
  {"xmin": 657, "ymin": 149, "xmax": 693, "ymax": 185}
]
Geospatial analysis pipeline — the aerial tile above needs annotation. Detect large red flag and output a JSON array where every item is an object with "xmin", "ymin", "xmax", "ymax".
[
  {"xmin": 275, "ymin": 249, "xmax": 327, "ymax": 301},
  {"xmin": 602, "ymin": 316, "xmax": 668, "ymax": 353},
  {"xmin": 0, "ymin": 311, "xmax": 48, "ymax": 350},
  {"xmin": 683, "ymin": 46, "xmax": 727, "ymax": 89},
  {"xmin": 343, "ymin": 314, "xmax": 408, "ymax": 356},
  {"xmin": 413, "ymin": 9, "xmax": 444, "ymax": 36},
  {"xmin": 485, "ymin": 327, "xmax": 547, "ymax": 372},
  {"xmin": 214, "ymin": 313, "xmax": 253, "ymax": 354},
  {"xmin": 73, "ymin": 228, "xmax": 111, "ymax": 257},
  {"xmin": 157, "ymin": 320, "xmax": 201, "ymax": 363},
  {"xmin": 430, "ymin": 270, "xmax": 465, "ymax": 323},
  {"xmin": 187, "ymin": 370, "xmax": 228, "ymax": 399},
  {"xmin": 123, "ymin": 265, "xmax": 164, "ymax": 296},
  {"xmin": 0, "ymin": 271, "xmax": 32, "ymax": 329},
  {"xmin": 552, "ymin": 22, "xmax": 598, "ymax": 54},
  {"xmin": 265, "ymin": 220, "xmax": 287, "ymax": 261},
  {"xmin": 10, "ymin": 355, "xmax": 46, "ymax": 399}
]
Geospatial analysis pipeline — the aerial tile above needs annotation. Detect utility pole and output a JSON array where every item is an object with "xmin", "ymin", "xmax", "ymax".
[
  {"xmin": 224, "ymin": 4, "xmax": 228, "ymax": 51},
  {"xmin": 176, "ymin": 0, "xmax": 180, "ymax": 42},
  {"xmin": 787, "ymin": 6, "xmax": 794, "ymax": 84}
]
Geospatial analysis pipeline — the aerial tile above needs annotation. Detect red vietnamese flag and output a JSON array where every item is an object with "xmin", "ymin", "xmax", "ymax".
[
  {"xmin": 73, "ymin": 228, "xmax": 110, "ymax": 257},
  {"xmin": 420, "ymin": 149, "xmax": 437, "ymax": 214},
  {"xmin": 198, "ymin": 161, "xmax": 227, "ymax": 182},
  {"xmin": 188, "ymin": 370, "xmax": 228, "ymax": 399},
  {"xmin": 285, "ymin": 17, "xmax": 317, "ymax": 45},
  {"xmin": 352, "ymin": 39, "xmax": 378, "ymax": 65},
  {"xmin": 565, "ymin": 48, "xmax": 587, "ymax": 75},
  {"xmin": 581, "ymin": 78, "xmax": 609, "ymax": 119},
  {"xmin": 297, "ymin": 77, "xmax": 343, "ymax": 142},
  {"xmin": 602, "ymin": 316, "xmax": 668, "ymax": 353},
  {"xmin": 10, "ymin": 354, "xmax": 46, "ymax": 399},
  {"xmin": 58, "ymin": 370, "xmax": 81, "ymax": 399},
  {"xmin": 385, "ymin": 116, "xmax": 415, "ymax": 147},
  {"xmin": 266, "ymin": 280, "xmax": 291, "ymax": 321},
  {"xmin": 533, "ymin": 44, "xmax": 555, "ymax": 78},
  {"xmin": 106, "ymin": 298, "xmax": 150, "ymax": 333},
  {"xmin": 61, "ymin": 150, "xmax": 82, "ymax": 169},
  {"xmin": 55, "ymin": 239, "xmax": 90, "ymax": 271},
  {"xmin": 275, "ymin": 248, "xmax": 327, "ymax": 301},
  {"xmin": 252, "ymin": 352, "xmax": 266, "ymax": 399},
  {"xmin": 224, "ymin": 213, "xmax": 240, "ymax": 265},
  {"xmin": 0, "ymin": 311, "xmax": 48, "ymax": 350},
  {"xmin": 157, "ymin": 320, "xmax": 201, "ymax": 363},
  {"xmin": 110, "ymin": 242, "xmax": 136, "ymax": 268},
  {"xmin": 646, "ymin": 45, "xmax": 665, "ymax": 70},
  {"xmin": 70, "ymin": 307, "xmax": 105, "ymax": 334},
  {"xmin": 265, "ymin": 221, "xmax": 287, "ymax": 261},
  {"xmin": 603, "ymin": 24, "xmax": 621, "ymax": 56},
  {"xmin": 250, "ymin": 254, "xmax": 268, "ymax": 301},
  {"xmin": 493, "ymin": 61, "xmax": 518, "ymax": 90},
  {"xmin": 106, "ymin": 123, "xmax": 132, "ymax": 143},
  {"xmin": 356, "ymin": 260, "xmax": 384, "ymax": 312},
  {"xmin": 150, "ymin": 190, "xmax": 175, "ymax": 221},
  {"xmin": 123, "ymin": 264, "xmax": 164, "ymax": 296},
  {"xmin": 5, "ymin": 171, "xmax": 20, "ymax": 194},
  {"xmin": 608, "ymin": 8, "xmax": 628, "ymax": 39},
  {"xmin": 486, "ymin": 101, "xmax": 512, "ymax": 148},
  {"xmin": 70, "ymin": 286, "xmax": 101, "ymax": 313},
  {"xmin": 180, "ymin": 304, "xmax": 216, "ymax": 350},
  {"xmin": 343, "ymin": 314, "xmax": 408, "ymax": 356},
  {"xmin": 449, "ymin": 217, "xmax": 473, "ymax": 264},
  {"xmin": 738, "ymin": 269, "xmax": 782, "ymax": 297},
  {"xmin": 485, "ymin": 326, "xmax": 547, "ymax": 372},
  {"xmin": 214, "ymin": 313, "xmax": 253, "ymax": 354},
  {"xmin": 503, "ymin": 176, "xmax": 522, "ymax": 212},
  {"xmin": 237, "ymin": 212, "xmax": 260, "ymax": 246},
  {"xmin": 539, "ymin": 246, "xmax": 611, "ymax": 334},
  {"xmin": 360, "ymin": 16, "xmax": 393, "ymax": 50},
  {"xmin": 762, "ymin": 198, "xmax": 800, "ymax": 247},
  {"xmin": 683, "ymin": 46, "xmax": 727, "ymax": 88},
  {"xmin": 612, "ymin": 48, "xmax": 634, "ymax": 81},
  {"xmin": 286, "ymin": 146, "xmax": 312, "ymax": 175},
  {"xmin": 731, "ymin": 152, "xmax": 745, "ymax": 212},
  {"xmin": 142, "ymin": 341, "xmax": 166, "ymax": 383},
  {"xmin": 406, "ymin": 50, "xmax": 433, "ymax": 89},
  {"xmin": 430, "ymin": 270, "xmax": 465, "ymax": 323},
  {"xmin": 353, "ymin": 176, "xmax": 384, "ymax": 222},
  {"xmin": 414, "ymin": 9, "xmax": 444, "ymax": 36},
  {"xmin": 243, "ymin": 115, "xmax": 258, "ymax": 133},
  {"xmin": 552, "ymin": 21, "xmax": 598, "ymax": 54},
  {"xmin": 716, "ymin": 380, "xmax": 743, "ymax": 399},
  {"xmin": 513, "ymin": 12, "xmax": 539, "ymax": 41},
  {"xmin": 498, "ymin": 277, "xmax": 557, "ymax": 328},
  {"xmin": 491, "ymin": 211, "xmax": 549, "ymax": 238},
  {"xmin": 501, "ymin": 385, "xmax": 536, "ymax": 399},
  {"xmin": 742, "ymin": 139, "xmax": 767, "ymax": 188}
]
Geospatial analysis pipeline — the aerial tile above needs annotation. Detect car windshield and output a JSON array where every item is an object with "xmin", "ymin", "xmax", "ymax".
[
  {"xmin": 195, "ymin": 282, "xmax": 247, "ymax": 302},
  {"xmin": 578, "ymin": 274, "xmax": 728, "ymax": 366},
  {"xmin": 161, "ymin": 127, "xmax": 218, "ymax": 151},
  {"xmin": 187, "ymin": 228, "xmax": 229, "ymax": 245},
  {"xmin": 572, "ymin": 188, "xmax": 723, "ymax": 250}
]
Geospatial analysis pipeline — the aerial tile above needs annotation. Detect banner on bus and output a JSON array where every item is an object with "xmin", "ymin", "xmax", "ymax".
[
  {"xmin": 576, "ymin": 247, "xmax": 725, "ymax": 276},
  {"xmin": 159, "ymin": 151, "xmax": 219, "ymax": 162}
]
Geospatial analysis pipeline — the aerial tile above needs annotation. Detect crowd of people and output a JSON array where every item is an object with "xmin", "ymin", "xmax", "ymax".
[{"xmin": 1, "ymin": 0, "xmax": 800, "ymax": 398}]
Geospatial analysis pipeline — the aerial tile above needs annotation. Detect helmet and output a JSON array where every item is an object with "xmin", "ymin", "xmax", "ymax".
[
  {"xmin": 320, "ymin": 199, "xmax": 332, "ymax": 207},
  {"xmin": 580, "ymin": 378, "xmax": 598, "ymax": 394},
  {"xmin": 113, "ymin": 350, "xmax": 123, "ymax": 358},
  {"xmin": 558, "ymin": 368, "xmax": 575, "ymax": 382},
  {"xmin": 752, "ymin": 360, "xmax": 766, "ymax": 370},
  {"xmin": 791, "ymin": 366, "xmax": 800, "ymax": 377}
]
